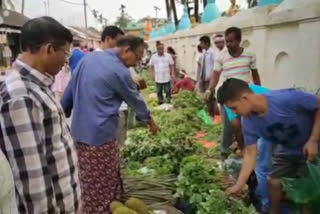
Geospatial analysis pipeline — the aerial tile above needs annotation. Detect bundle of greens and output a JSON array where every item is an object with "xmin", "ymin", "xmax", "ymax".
[
  {"xmin": 122, "ymin": 175, "xmax": 177, "ymax": 206},
  {"xmin": 171, "ymin": 91, "xmax": 204, "ymax": 110},
  {"xmin": 202, "ymin": 124, "xmax": 223, "ymax": 142},
  {"xmin": 197, "ymin": 189, "xmax": 258, "ymax": 214},
  {"xmin": 122, "ymin": 128, "xmax": 204, "ymax": 173},
  {"xmin": 175, "ymin": 155, "xmax": 219, "ymax": 207},
  {"xmin": 123, "ymin": 155, "xmax": 176, "ymax": 176},
  {"xmin": 122, "ymin": 90, "xmax": 209, "ymax": 169},
  {"xmin": 176, "ymin": 155, "xmax": 257, "ymax": 214},
  {"xmin": 206, "ymin": 144, "xmax": 222, "ymax": 159}
]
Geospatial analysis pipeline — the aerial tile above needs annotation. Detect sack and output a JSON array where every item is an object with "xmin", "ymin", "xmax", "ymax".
[{"xmin": 280, "ymin": 158, "xmax": 320, "ymax": 209}]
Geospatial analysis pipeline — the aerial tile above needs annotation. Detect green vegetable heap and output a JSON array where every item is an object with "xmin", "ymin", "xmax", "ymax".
[{"xmin": 122, "ymin": 71, "xmax": 257, "ymax": 213}]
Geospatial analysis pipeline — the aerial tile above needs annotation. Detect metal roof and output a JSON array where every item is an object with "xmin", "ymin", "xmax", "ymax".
[{"xmin": 0, "ymin": 10, "xmax": 29, "ymax": 29}]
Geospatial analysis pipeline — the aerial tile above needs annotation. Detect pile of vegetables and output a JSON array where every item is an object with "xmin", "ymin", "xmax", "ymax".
[
  {"xmin": 122, "ymin": 91, "xmax": 209, "ymax": 173},
  {"xmin": 171, "ymin": 91, "xmax": 204, "ymax": 109},
  {"xmin": 175, "ymin": 156, "xmax": 219, "ymax": 208},
  {"xmin": 121, "ymin": 71, "xmax": 257, "ymax": 213},
  {"xmin": 122, "ymin": 129, "xmax": 204, "ymax": 174}
]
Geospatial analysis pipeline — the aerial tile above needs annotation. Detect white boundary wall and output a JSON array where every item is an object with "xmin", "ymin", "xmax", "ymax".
[{"xmin": 149, "ymin": 0, "xmax": 320, "ymax": 92}]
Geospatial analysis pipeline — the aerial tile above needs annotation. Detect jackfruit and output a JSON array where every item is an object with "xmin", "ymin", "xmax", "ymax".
[
  {"xmin": 125, "ymin": 197, "xmax": 150, "ymax": 214},
  {"xmin": 113, "ymin": 206, "xmax": 138, "ymax": 214},
  {"xmin": 110, "ymin": 201, "xmax": 125, "ymax": 213}
]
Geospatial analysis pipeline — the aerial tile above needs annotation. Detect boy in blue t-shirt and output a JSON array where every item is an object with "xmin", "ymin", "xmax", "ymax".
[
  {"xmin": 224, "ymin": 84, "xmax": 269, "ymax": 121},
  {"xmin": 217, "ymin": 78, "xmax": 320, "ymax": 214},
  {"xmin": 224, "ymin": 84, "xmax": 271, "ymax": 213}
]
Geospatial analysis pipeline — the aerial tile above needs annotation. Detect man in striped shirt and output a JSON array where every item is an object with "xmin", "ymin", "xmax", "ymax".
[
  {"xmin": 205, "ymin": 27, "xmax": 261, "ymax": 157},
  {"xmin": 0, "ymin": 17, "xmax": 80, "ymax": 213}
]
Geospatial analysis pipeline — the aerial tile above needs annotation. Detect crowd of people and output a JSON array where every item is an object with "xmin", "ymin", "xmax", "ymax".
[{"xmin": 0, "ymin": 14, "xmax": 319, "ymax": 214}]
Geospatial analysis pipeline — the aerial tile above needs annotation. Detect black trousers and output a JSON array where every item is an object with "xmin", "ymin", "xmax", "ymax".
[{"xmin": 156, "ymin": 82, "xmax": 171, "ymax": 104}]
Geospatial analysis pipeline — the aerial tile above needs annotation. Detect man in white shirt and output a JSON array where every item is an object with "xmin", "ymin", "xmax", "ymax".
[
  {"xmin": 197, "ymin": 35, "xmax": 216, "ymax": 116},
  {"xmin": 150, "ymin": 43, "xmax": 175, "ymax": 105}
]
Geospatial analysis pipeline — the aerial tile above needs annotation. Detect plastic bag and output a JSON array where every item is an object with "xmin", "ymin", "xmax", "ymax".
[
  {"xmin": 196, "ymin": 109, "xmax": 214, "ymax": 126},
  {"xmin": 280, "ymin": 158, "xmax": 320, "ymax": 209}
]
